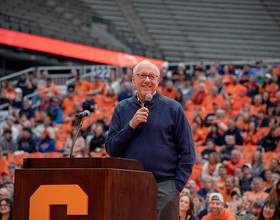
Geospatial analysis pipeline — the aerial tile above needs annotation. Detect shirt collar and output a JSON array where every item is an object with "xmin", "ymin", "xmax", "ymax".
[{"xmin": 135, "ymin": 91, "xmax": 157, "ymax": 107}]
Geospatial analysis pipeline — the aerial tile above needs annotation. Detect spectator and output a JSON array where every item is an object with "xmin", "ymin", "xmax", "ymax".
[
  {"xmin": 202, "ymin": 86, "xmax": 224, "ymax": 112},
  {"xmin": 179, "ymin": 76, "xmax": 194, "ymax": 103},
  {"xmin": 221, "ymin": 175, "xmax": 236, "ymax": 203},
  {"xmin": 74, "ymin": 76, "xmax": 92, "ymax": 100},
  {"xmin": 11, "ymin": 87, "xmax": 23, "ymax": 109},
  {"xmin": 214, "ymin": 78, "xmax": 226, "ymax": 97},
  {"xmin": 181, "ymin": 186, "xmax": 191, "ymax": 197},
  {"xmin": 245, "ymin": 75, "xmax": 259, "ymax": 98},
  {"xmin": 251, "ymin": 95, "xmax": 266, "ymax": 117},
  {"xmin": 187, "ymin": 179, "xmax": 200, "ymax": 197},
  {"xmin": 242, "ymin": 121, "xmax": 258, "ymax": 145},
  {"xmin": 38, "ymin": 70, "xmax": 50, "ymax": 86},
  {"xmin": 266, "ymin": 173, "xmax": 280, "ymax": 194},
  {"xmin": 0, "ymin": 90, "xmax": 10, "ymax": 110},
  {"xmin": 105, "ymin": 69, "xmax": 121, "ymax": 96},
  {"xmin": 46, "ymin": 98, "xmax": 63, "ymax": 125},
  {"xmin": 2, "ymin": 182, "xmax": 14, "ymax": 199},
  {"xmin": 16, "ymin": 72, "xmax": 28, "ymax": 91},
  {"xmin": 244, "ymin": 177, "xmax": 268, "ymax": 211},
  {"xmin": 224, "ymin": 75, "xmax": 247, "ymax": 99},
  {"xmin": 269, "ymin": 160, "xmax": 280, "ymax": 175},
  {"xmin": 0, "ymin": 129, "xmax": 17, "ymax": 154},
  {"xmin": 0, "ymin": 198, "xmax": 13, "ymax": 220},
  {"xmin": 228, "ymin": 191, "xmax": 255, "ymax": 220},
  {"xmin": 197, "ymin": 176, "xmax": 219, "ymax": 200},
  {"xmin": 61, "ymin": 88, "xmax": 79, "ymax": 117},
  {"xmin": 2, "ymin": 116, "xmax": 19, "ymax": 142},
  {"xmin": 231, "ymin": 87, "xmax": 251, "ymax": 111},
  {"xmin": 201, "ymin": 139, "xmax": 217, "ymax": 161},
  {"xmin": 221, "ymin": 65, "xmax": 233, "ymax": 87},
  {"xmin": 207, "ymin": 66, "xmax": 220, "ymax": 83},
  {"xmin": 90, "ymin": 75, "xmax": 105, "ymax": 95},
  {"xmin": 22, "ymin": 79, "xmax": 36, "ymax": 98},
  {"xmin": 19, "ymin": 99, "xmax": 35, "ymax": 120},
  {"xmin": 268, "ymin": 180, "xmax": 280, "ymax": 209},
  {"xmin": 175, "ymin": 90, "xmax": 186, "ymax": 110},
  {"xmin": 0, "ymin": 188, "xmax": 12, "ymax": 201},
  {"xmin": 260, "ymin": 127, "xmax": 280, "ymax": 152},
  {"xmin": 191, "ymin": 122, "xmax": 205, "ymax": 146},
  {"xmin": 206, "ymin": 124, "xmax": 223, "ymax": 146},
  {"xmin": 63, "ymin": 128, "xmax": 85, "ymax": 156},
  {"xmin": 192, "ymin": 83, "xmax": 207, "ymax": 105},
  {"xmin": 255, "ymin": 110, "xmax": 269, "ymax": 128},
  {"xmin": 239, "ymin": 63, "xmax": 253, "ymax": 85},
  {"xmin": 262, "ymin": 91, "xmax": 275, "ymax": 114},
  {"xmin": 263, "ymin": 169, "xmax": 273, "ymax": 191},
  {"xmin": 32, "ymin": 115, "xmax": 55, "ymax": 141},
  {"xmin": 192, "ymin": 153, "xmax": 203, "ymax": 187},
  {"xmin": 39, "ymin": 93, "xmax": 53, "ymax": 111},
  {"xmin": 4, "ymin": 81, "xmax": 15, "ymax": 103},
  {"xmin": 36, "ymin": 77, "xmax": 57, "ymax": 101},
  {"xmin": 38, "ymin": 130, "xmax": 55, "ymax": 153},
  {"xmin": 89, "ymin": 124, "xmax": 105, "ymax": 153},
  {"xmin": 225, "ymin": 149, "xmax": 244, "ymax": 175},
  {"xmin": 82, "ymin": 92, "xmax": 96, "ymax": 113},
  {"xmin": 117, "ymin": 82, "xmax": 133, "ymax": 102},
  {"xmin": 179, "ymin": 194, "xmax": 199, "ymax": 220},
  {"xmin": 202, "ymin": 152, "xmax": 222, "ymax": 181},
  {"xmin": 222, "ymin": 119, "xmax": 243, "ymax": 145},
  {"xmin": 162, "ymin": 80, "xmax": 178, "ymax": 99},
  {"xmin": 250, "ymin": 60, "xmax": 267, "ymax": 83},
  {"xmin": 18, "ymin": 127, "xmax": 36, "ymax": 153},
  {"xmin": 214, "ymin": 165, "xmax": 227, "ymax": 193},
  {"xmin": 193, "ymin": 194, "xmax": 205, "ymax": 216},
  {"xmin": 251, "ymin": 150, "xmax": 265, "ymax": 177},
  {"xmin": 256, "ymin": 198, "xmax": 279, "ymax": 220},
  {"xmin": 219, "ymin": 135, "xmax": 237, "ymax": 162},
  {"xmin": 201, "ymin": 193, "xmax": 235, "ymax": 220},
  {"xmin": 198, "ymin": 190, "xmax": 215, "ymax": 220}
]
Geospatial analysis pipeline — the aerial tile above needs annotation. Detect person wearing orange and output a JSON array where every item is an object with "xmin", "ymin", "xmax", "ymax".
[
  {"xmin": 192, "ymin": 153, "xmax": 203, "ymax": 188},
  {"xmin": 212, "ymin": 109, "xmax": 229, "ymax": 134},
  {"xmin": 162, "ymin": 80, "xmax": 178, "ymax": 99},
  {"xmin": 90, "ymin": 75, "xmax": 105, "ymax": 95},
  {"xmin": 61, "ymin": 87, "xmax": 79, "ymax": 119},
  {"xmin": 254, "ymin": 117, "xmax": 279, "ymax": 143},
  {"xmin": 191, "ymin": 121, "xmax": 205, "ymax": 146},
  {"xmin": 250, "ymin": 95, "xmax": 267, "ymax": 117},
  {"xmin": 214, "ymin": 165, "xmax": 227, "ymax": 193},
  {"xmin": 194, "ymin": 76, "xmax": 212, "ymax": 93},
  {"xmin": 201, "ymin": 193, "xmax": 235, "ymax": 220},
  {"xmin": 237, "ymin": 112, "xmax": 251, "ymax": 132},
  {"xmin": 230, "ymin": 87, "xmax": 251, "ymax": 110},
  {"xmin": 221, "ymin": 175, "xmax": 235, "ymax": 203},
  {"xmin": 259, "ymin": 74, "xmax": 277, "ymax": 99},
  {"xmin": 245, "ymin": 75, "xmax": 260, "ymax": 98},
  {"xmin": 224, "ymin": 75, "xmax": 247, "ymax": 99},
  {"xmin": 36, "ymin": 77, "xmax": 57, "ymax": 99},
  {"xmin": 221, "ymin": 65, "xmax": 233, "ymax": 87},
  {"xmin": 74, "ymin": 76, "xmax": 91, "ymax": 100},
  {"xmin": 202, "ymin": 152, "xmax": 222, "ymax": 181},
  {"xmin": 242, "ymin": 121, "xmax": 258, "ymax": 145},
  {"xmin": 225, "ymin": 149, "xmax": 244, "ymax": 175},
  {"xmin": 202, "ymin": 86, "xmax": 224, "ymax": 112},
  {"xmin": 4, "ymin": 82, "xmax": 15, "ymax": 103}
]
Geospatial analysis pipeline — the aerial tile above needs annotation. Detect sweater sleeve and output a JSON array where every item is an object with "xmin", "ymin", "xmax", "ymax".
[
  {"xmin": 173, "ymin": 106, "xmax": 196, "ymax": 191},
  {"xmin": 105, "ymin": 104, "xmax": 136, "ymax": 157}
]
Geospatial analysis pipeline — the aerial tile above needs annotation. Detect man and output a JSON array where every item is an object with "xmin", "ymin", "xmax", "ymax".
[
  {"xmin": 221, "ymin": 175, "xmax": 235, "ymax": 203},
  {"xmin": 47, "ymin": 98, "xmax": 63, "ymax": 125},
  {"xmin": 0, "ymin": 187, "xmax": 13, "ymax": 201},
  {"xmin": 202, "ymin": 193, "xmax": 235, "ymax": 220},
  {"xmin": 197, "ymin": 175, "xmax": 219, "ymax": 200},
  {"xmin": 105, "ymin": 60, "xmax": 195, "ymax": 220},
  {"xmin": 244, "ymin": 177, "xmax": 268, "ymax": 210},
  {"xmin": 33, "ymin": 115, "xmax": 55, "ymax": 141},
  {"xmin": 0, "ymin": 129, "xmax": 18, "ymax": 154},
  {"xmin": 222, "ymin": 119, "xmax": 243, "ymax": 145},
  {"xmin": 214, "ymin": 165, "xmax": 227, "ymax": 193},
  {"xmin": 225, "ymin": 149, "xmax": 244, "ymax": 175},
  {"xmin": 228, "ymin": 191, "xmax": 255, "ymax": 220},
  {"xmin": 219, "ymin": 135, "xmax": 237, "ymax": 162},
  {"xmin": 18, "ymin": 127, "xmax": 36, "ymax": 153}
]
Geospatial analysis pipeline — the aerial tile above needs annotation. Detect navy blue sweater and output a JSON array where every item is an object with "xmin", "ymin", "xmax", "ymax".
[{"xmin": 105, "ymin": 92, "xmax": 195, "ymax": 191}]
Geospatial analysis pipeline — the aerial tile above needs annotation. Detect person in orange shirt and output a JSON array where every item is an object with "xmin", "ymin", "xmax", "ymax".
[
  {"xmin": 250, "ymin": 94, "xmax": 267, "ymax": 117},
  {"xmin": 224, "ymin": 75, "xmax": 247, "ymax": 99},
  {"xmin": 202, "ymin": 86, "xmax": 224, "ymax": 112},
  {"xmin": 162, "ymin": 80, "xmax": 178, "ymax": 99},
  {"xmin": 242, "ymin": 121, "xmax": 258, "ymax": 145},
  {"xmin": 191, "ymin": 121, "xmax": 205, "ymax": 146},
  {"xmin": 90, "ymin": 76, "xmax": 105, "ymax": 95},
  {"xmin": 221, "ymin": 65, "xmax": 233, "ymax": 87},
  {"xmin": 74, "ymin": 76, "xmax": 92, "ymax": 100},
  {"xmin": 221, "ymin": 175, "xmax": 235, "ymax": 204},
  {"xmin": 254, "ymin": 116, "xmax": 279, "ymax": 143},
  {"xmin": 201, "ymin": 193, "xmax": 235, "ymax": 220},
  {"xmin": 214, "ymin": 165, "xmax": 227, "ymax": 193},
  {"xmin": 194, "ymin": 76, "xmax": 212, "ymax": 93},
  {"xmin": 4, "ymin": 81, "xmax": 15, "ymax": 103},
  {"xmin": 36, "ymin": 77, "xmax": 57, "ymax": 99},
  {"xmin": 61, "ymin": 87, "xmax": 80, "ymax": 119},
  {"xmin": 237, "ymin": 112, "xmax": 251, "ymax": 132},
  {"xmin": 230, "ymin": 87, "xmax": 251, "ymax": 110},
  {"xmin": 224, "ymin": 149, "xmax": 244, "ymax": 175},
  {"xmin": 192, "ymin": 152, "xmax": 203, "ymax": 187}
]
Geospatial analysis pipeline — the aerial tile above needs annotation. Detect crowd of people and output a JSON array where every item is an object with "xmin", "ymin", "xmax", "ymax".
[{"xmin": 0, "ymin": 60, "xmax": 280, "ymax": 219}]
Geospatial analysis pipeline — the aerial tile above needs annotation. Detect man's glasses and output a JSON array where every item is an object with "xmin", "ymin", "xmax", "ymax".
[{"xmin": 134, "ymin": 74, "xmax": 159, "ymax": 81}]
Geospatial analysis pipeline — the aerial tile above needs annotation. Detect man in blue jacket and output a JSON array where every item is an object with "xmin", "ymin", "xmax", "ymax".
[{"xmin": 105, "ymin": 60, "xmax": 195, "ymax": 220}]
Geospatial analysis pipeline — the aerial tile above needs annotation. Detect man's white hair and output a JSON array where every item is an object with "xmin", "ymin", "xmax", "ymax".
[{"xmin": 133, "ymin": 60, "xmax": 160, "ymax": 76}]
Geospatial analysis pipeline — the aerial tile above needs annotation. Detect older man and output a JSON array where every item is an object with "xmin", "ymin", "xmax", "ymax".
[
  {"xmin": 228, "ymin": 191, "xmax": 255, "ymax": 220},
  {"xmin": 105, "ymin": 60, "xmax": 195, "ymax": 220},
  {"xmin": 202, "ymin": 193, "xmax": 235, "ymax": 220},
  {"xmin": 225, "ymin": 149, "xmax": 245, "ymax": 175}
]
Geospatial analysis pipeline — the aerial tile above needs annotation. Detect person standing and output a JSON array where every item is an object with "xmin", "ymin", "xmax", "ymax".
[{"xmin": 105, "ymin": 60, "xmax": 195, "ymax": 220}]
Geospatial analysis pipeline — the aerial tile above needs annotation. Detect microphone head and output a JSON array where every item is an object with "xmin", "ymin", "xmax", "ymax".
[{"xmin": 145, "ymin": 94, "xmax": 153, "ymax": 102}]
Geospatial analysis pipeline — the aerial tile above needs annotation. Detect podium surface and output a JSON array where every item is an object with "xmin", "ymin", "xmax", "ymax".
[{"xmin": 13, "ymin": 157, "xmax": 158, "ymax": 220}]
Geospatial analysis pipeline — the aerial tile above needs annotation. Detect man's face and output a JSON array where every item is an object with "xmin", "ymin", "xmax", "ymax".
[
  {"xmin": 209, "ymin": 199, "xmax": 223, "ymax": 216},
  {"xmin": 218, "ymin": 167, "xmax": 227, "ymax": 177},
  {"xmin": 132, "ymin": 63, "xmax": 160, "ymax": 101},
  {"xmin": 231, "ymin": 151, "xmax": 240, "ymax": 163},
  {"xmin": 225, "ymin": 177, "xmax": 234, "ymax": 191},
  {"xmin": 204, "ymin": 180, "xmax": 213, "ymax": 190},
  {"xmin": 232, "ymin": 195, "xmax": 243, "ymax": 210},
  {"xmin": 252, "ymin": 180, "xmax": 262, "ymax": 192}
]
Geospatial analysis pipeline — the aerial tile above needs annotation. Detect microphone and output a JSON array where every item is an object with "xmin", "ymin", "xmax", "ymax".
[
  {"xmin": 138, "ymin": 94, "xmax": 153, "ymax": 128},
  {"xmin": 76, "ymin": 110, "xmax": 90, "ymax": 120}
]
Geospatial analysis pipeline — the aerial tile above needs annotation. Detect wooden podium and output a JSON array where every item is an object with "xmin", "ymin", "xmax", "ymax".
[{"xmin": 13, "ymin": 157, "xmax": 158, "ymax": 220}]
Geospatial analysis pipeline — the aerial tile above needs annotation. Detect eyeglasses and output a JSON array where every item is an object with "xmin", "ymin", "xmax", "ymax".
[
  {"xmin": 134, "ymin": 74, "xmax": 159, "ymax": 81},
  {"xmin": 0, "ymin": 204, "xmax": 10, "ymax": 207}
]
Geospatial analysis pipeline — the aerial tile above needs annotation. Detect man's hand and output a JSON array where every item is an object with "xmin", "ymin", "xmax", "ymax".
[
  {"xmin": 228, "ymin": 201, "xmax": 237, "ymax": 215},
  {"xmin": 129, "ymin": 107, "xmax": 149, "ymax": 129}
]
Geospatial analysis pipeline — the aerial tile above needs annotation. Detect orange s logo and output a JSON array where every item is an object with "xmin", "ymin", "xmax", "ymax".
[{"xmin": 29, "ymin": 185, "xmax": 88, "ymax": 220}]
